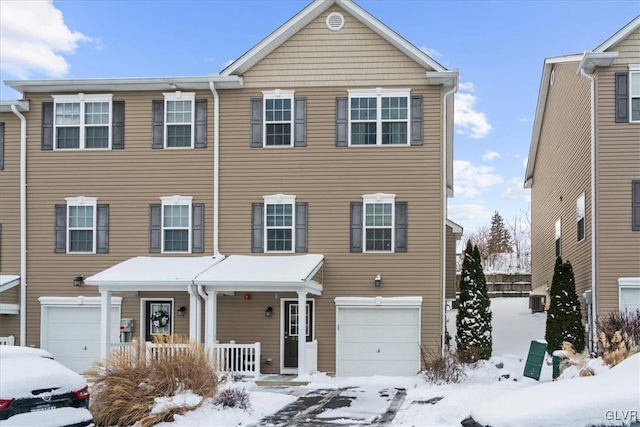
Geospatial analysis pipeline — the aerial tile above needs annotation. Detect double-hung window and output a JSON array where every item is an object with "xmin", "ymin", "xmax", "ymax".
[
  {"xmin": 161, "ymin": 196, "xmax": 192, "ymax": 252},
  {"xmin": 53, "ymin": 94, "xmax": 112, "ymax": 149},
  {"xmin": 349, "ymin": 89, "xmax": 410, "ymax": 146},
  {"xmin": 66, "ymin": 196, "xmax": 97, "ymax": 253},
  {"xmin": 164, "ymin": 92, "xmax": 195, "ymax": 148},
  {"xmin": 363, "ymin": 194, "xmax": 395, "ymax": 252},
  {"xmin": 630, "ymin": 66, "xmax": 640, "ymax": 122},
  {"xmin": 263, "ymin": 90, "xmax": 294, "ymax": 147},
  {"xmin": 264, "ymin": 194, "xmax": 295, "ymax": 252},
  {"xmin": 555, "ymin": 219, "xmax": 561, "ymax": 258},
  {"xmin": 576, "ymin": 193, "xmax": 586, "ymax": 242}
]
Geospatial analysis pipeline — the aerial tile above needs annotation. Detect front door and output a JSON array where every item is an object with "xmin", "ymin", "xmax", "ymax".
[
  {"xmin": 144, "ymin": 300, "xmax": 173, "ymax": 342},
  {"xmin": 283, "ymin": 300, "xmax": 313, "ymax": 369}
]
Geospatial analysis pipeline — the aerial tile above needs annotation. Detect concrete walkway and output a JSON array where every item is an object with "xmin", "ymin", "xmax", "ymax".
[{"xmin": 252, "ymin": 386, "xmax": 406, "ymax": 426}]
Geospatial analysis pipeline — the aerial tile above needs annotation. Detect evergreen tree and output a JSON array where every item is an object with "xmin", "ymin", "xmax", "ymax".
[
  {"xmin": 487, "ymin": 211, "xmax": 513, "ymax": 255},
  {"xmin": 456, "ymin": 241, "xmax": 493, "ymax": 361},
  {"xmin": 545, "ymin": 257, "xmax": 586, "ymax": 354}
]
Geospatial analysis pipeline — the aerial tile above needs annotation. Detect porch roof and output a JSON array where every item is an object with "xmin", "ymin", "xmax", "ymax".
[
  {"xmin": 84, "ymin": 256, "xmax": 224, "ymax": 291},
  {"xmin": 0, "ymin": 275, "xmax": 20, "ymax": 293},
  {"xmin": 194, "ymin": 254, "xmax": 324, "ymax": 295}
]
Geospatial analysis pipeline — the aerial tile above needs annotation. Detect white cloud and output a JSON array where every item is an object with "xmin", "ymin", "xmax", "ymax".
[
  {"xmin": 482, "ymin": 151, "xmax": 501, "ymax": 161},
  {"xmin": 0, "ymin": 1, "xmax": 90, "ymax": 78},
  {"xmin": 454, "ymin": 82, "xmax": 492, "ymax": 139},
  {"xmin": 501, "ymin": 177, "xmax": 531, "ymax": 201},
  {"xmin": 448, "ymin": 204, "xmax": 492, "ymax": 222},
  {"xmin": 519, "ymin": 117, "xmax": 533, "ymax": 123},
  {"xmin": 420, "ymin": 46, "xmax": 442, "ymax": 57},
  {"xmin": 454, "ymin": 160, "xmax": 503, "ymax": 198}
]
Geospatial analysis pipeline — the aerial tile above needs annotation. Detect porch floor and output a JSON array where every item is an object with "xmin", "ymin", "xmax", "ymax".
[{"xmin": 254, "ymin": 374, "xmax": 309, "ymax": 387}]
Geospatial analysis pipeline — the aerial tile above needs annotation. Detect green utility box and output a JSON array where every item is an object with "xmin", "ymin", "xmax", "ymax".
[
  {"xmin": 552, "ymin": 355, "xmax": 562, "ymax": 380},
  {"xmin": 523, "ymin": 340, "xmax": 547, "ymax": 380}
]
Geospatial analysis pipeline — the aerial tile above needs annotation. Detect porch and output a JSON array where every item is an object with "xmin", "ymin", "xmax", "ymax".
[{"xmin": 85, "ymin": 254, "xmax": 324, "ymax": 377}]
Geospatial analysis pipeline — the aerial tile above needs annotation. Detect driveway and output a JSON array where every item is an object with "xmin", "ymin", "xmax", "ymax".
[{"xmin": 253, "ymin": 386, "xmax": 406, "ymax": 426}]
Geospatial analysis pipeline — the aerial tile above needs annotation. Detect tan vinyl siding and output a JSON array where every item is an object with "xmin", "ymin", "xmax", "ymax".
[
  {"xmin": 595, "ymin": 41, "xmax": 640, "ymax": 316},
  {"xmin": 21, "ymin": 91, "xmax": 214, "ymax": 347},
  {"xmin": 446, "ymin": 225, "xmax": 456, "ymax": 300},
  {"xmin": 243, "ymin": 5, "xmax": 430, "ymax": 88},
  {"xmin": 530, "ymin": 62, "xmax": 592, "ymax": 308},
  {"xmin": 216, "ymin": 84, "xmax": 443, "ymax": 374}
]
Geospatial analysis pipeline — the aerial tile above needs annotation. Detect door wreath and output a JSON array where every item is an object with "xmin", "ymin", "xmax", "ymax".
[{"xmin": 151, "ymin": 309, "xmax": 170, "ymax": 328}]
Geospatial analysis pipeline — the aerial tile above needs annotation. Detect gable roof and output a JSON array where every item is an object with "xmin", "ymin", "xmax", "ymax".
[
  {"xmin": 524, "ymin": 15, "xmax": 639, "ymax": 188},
  {"xmin": 220, "ymin": 0, "xmax": 448, "ymax": 76}
]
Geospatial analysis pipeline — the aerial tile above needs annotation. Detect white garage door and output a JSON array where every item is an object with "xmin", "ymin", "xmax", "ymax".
[
  {"xmin": 337, "ymin": 302, "xmax": 421, "ymax": 376},
  {"xmin": 40, "ymin": 297, "xmax": 121, "ymax": 374}
]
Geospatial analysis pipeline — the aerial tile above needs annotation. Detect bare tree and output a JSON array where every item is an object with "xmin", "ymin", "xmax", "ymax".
[{"xmin": 506, "ymin": 208, "xmax": 531, "ymax": 273}]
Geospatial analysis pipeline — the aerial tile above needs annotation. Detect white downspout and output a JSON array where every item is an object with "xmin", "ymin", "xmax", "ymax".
[
  {"xmin": 11, "ymin": 104, "xmax": 27, "ymax": 347},
  {"xmin": 187, "ymin": 284, "xmax": 202, "ymax": 342},
  {"xmin": 208, "ymin": 81, "xmax": 221, "ymax": 256},
  {"xmin": 441, "ymin": 84, "xmax": 457, "ymax": 356},
  {"xmin": 580, "ymin": 68, "xmax": 597, "ymax": 352}
]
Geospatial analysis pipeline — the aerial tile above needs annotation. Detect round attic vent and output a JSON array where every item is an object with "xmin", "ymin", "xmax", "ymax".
[{"xmin": 326, "ymin": 12, "xmax": 345, "ymax": 31}]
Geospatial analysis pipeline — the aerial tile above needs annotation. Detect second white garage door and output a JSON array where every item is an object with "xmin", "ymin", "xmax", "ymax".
[{"xmin": 336, "ymin": 298, "xmax": 421, "ymax": 376}]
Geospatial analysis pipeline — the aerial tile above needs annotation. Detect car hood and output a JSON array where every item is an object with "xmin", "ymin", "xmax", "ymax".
[{"xmin": 0, "ymin": 357, "xmax": 86, "ymax": 399}]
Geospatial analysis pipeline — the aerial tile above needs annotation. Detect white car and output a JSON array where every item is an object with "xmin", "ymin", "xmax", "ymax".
[{"xmin": 0, "ymin": 346, "xmax": 93, "ymax": 427}]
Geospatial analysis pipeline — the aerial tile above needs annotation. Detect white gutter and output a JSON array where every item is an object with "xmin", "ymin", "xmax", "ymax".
[
  {"xmin": 10, "ymin": 104, "xmax": 27, "ymax": 346},
  {"xmin": 579, "ymin": 68, "xmax": 597, "ymax": 352},
  {"xmin": 209, "ymin": 81, "xmax": 220, "ymax": 256},
  {"xmin": 441, "ymin": 84, "xmax": 457, "ymax": 356}
]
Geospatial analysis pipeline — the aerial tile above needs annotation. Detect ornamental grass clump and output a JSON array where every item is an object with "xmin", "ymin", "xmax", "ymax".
[
  {"xmin": 86, "ymin": 335, "xmax": 218, "ymax": 427},
  {"xmin": 421, "ymin": 347, "xmax": 466, "ymax": 385}
]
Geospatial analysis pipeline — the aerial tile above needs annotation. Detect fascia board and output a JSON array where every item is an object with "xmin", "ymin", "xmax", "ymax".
[
  {"xmin": 594, "ymin": 16, "xmax": 640, "ymax": 53},
  {"xmin": 0, "ymin": 100, "xmax": 29, "ymax": 112}
]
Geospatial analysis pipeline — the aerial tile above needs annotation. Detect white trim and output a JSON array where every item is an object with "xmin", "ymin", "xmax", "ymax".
[
  {"xmin": 52, "ymin": 94, "xmax": 113, "ymax": 151},
  {"xmin": 0, "ymin": 275, "xmax": 20, "ymax": 293},
  {"xmin": 347, "ymin": 88, "xmax": 411, "ymax": 146},
  {"xmin": 594, "ymin": 16, "xmax": 640, "ymax": 53},
  {"xmin": 0, "ymin": 304, "xmax": 19, "ymax": 315},
  {"xmin": 279, "ymin": 297, "xmax": 315, "ymax": 374},
  {"xmin": 362, "ymin": 193, "xmax": 395, "ymax": 253},
  {"xmin": 618, "ymin": 278, "xmax": 640, "ymax": 312},
  {"xmin": 262, "ymin": 90, "xmax": 295, "ymax": 147},
  {"xmin": 140, "ymin": 298, "xmax": 175, "ymax": 342},
  {"xmin": 65, "ymin": 196, "xmax": 98, "ymax": 254},
  {"xmin": 38, "ymin": 296, "xmax": 122, "ymax": 306},
  {"xmin": 160, "ymin": 195, "xmax": 193, "ymax": 254},
  {"xmin": 163, "ymin": 92, "xmax": 196, "ymax": 149},
  {"xmin": 263, "ymin": 194, "xmax": 296, "ymax": 253},
  {"xmin": 630, "ymin": 68, "xmax": 640, "ymax": 123},
  {"xmin": 334, "ymin": 296, "xmax": 423, "ymax": 307}
]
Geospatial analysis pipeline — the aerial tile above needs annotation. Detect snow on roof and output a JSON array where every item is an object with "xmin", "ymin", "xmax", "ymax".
[
  {"xmin": 84, "ymin": 256, "xmax": 224, "ymax": 290},
  {"xmin": 194, "ymin": 254, "xmax": 324, "ymax": 295},
  {"xmin": 0, "ymin": 275, "xmax": 20, "ymax": 292}
]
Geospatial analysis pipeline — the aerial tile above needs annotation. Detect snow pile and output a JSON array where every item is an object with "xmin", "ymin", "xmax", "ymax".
[
  {"xmin": 457, "ymin": 252, "xmax": 531, "ymax": 275},
  {"xmin": 151, "ymin": 390, "xmax": 203, "ymax": 415}
]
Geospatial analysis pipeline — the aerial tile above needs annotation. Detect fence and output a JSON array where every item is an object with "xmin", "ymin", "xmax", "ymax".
[
  {"xmin": 109, "ymin": 340, "xmax": 261, "ymax": 379},
  {"xmin": 0, "ymin": 336, "xmax": 15, "ymax": 346}
]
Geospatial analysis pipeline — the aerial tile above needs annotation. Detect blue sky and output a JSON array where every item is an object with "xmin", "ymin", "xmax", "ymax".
[{"xmin": 1, "ymin": 0, "xmax": 638, "ymax": 241}]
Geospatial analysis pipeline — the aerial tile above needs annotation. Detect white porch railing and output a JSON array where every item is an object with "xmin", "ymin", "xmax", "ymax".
[
  {"xmin": 108, "ymin": 341, "xmax": 261, "ymax": 379},
  {"xmin": 0, "ymin": 335, "xmax": 15, "ymax": 346}
]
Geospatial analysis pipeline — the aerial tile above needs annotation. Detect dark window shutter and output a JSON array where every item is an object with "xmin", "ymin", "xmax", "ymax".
[
  {"xmin": 295, "ymin": 202, "xmax": 308, "ymax": 252},
  {"xmin": 250, "ymin": 98, "xmax": 263, "ymax": 148},
  {"xmin": 615, "ymin": 72, "xmax": 629, "ymax": 123},
  {"xmin": 152, "ymin": 100, "xmax": 164, "ymax": 149},
  {"xmin": 192, "ymin": 203, "xmax": 204, "ymax": 252},
  {"xmin": 54, "ymin": 204, "xmax": 67, "ymax": 253},
  {"xmin": 395, "ymin": 202, "xmax": 408, "ymax": 252},
  {"xmin": 633, "ymin": 180, "xmax": 640, "ymax": 231},
  {"xmin": 251, "ymin": 203, "xmax": 264, "ymax": 252},
  {"xmin": 350, "ymin": 202, "xmax": 363, "ymax": 253},
  {"xmin": 336, "ymin": 97, "xmax": 348, "ymax": 147},
  {"xmin": 195, "ymin": 99, "xmax": 207, "ymax": 148},
  {"xmin": 112, "ymin": 101, "xmax": 125, "ymax": 150},
  {"xmin": 149, "ymin": 203, "xmax": 162, "ymax": 252},
  {"xmin": 410, "ymin": 96, "xmax": 423, "ymax": 146},
  {"xmin": 294, "ymin": 97, "xmax": 307, "ymax": 147},
  {"xmin": 96, "ymin": 204, "xmax": 109, "ymax": 253},
  {"xmin": 42, "ymin": 102, "xmax": 54, "ymax": 151},
  {"xmin": 0, "ymin": 122, "xmax": 4, "ymax": 170}
]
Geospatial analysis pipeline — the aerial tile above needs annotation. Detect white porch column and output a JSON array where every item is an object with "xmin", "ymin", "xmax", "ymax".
[
  {"xmin": 188, "ymin": 285, "xmax": 200, "ymax": 342},
  {"xmin": 297, "ymin": 291, "xmax": 307, "ymax": 376},
  {"xmin": 99, "ymin": 290, "xmax": 112, "ymax": 359},
  {"xmin": 205, "ymin": 290, "xmax": 218, "ymax": 348}
]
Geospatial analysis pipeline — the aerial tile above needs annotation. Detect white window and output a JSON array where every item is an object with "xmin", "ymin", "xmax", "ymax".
[
  {"xmin": 164, "ymin": 92, "xmax": 195, "ymax": 148},
  {"xmin": 263, "ymin": 194, "xmax": 295, "ymax": 252},
  {"xmin": 53, "ymin": 94, "xmax": 113, "ymax": 150},
  {"xmin": 555, "ymin": 218, "xmax": 561, "ymax": 258},
  {"xmin": 160, "ymin": 195, "xmax": 192, "ymax": 253},
  {"xmin": 630, "ymin": 66, "xmax": 640, "ymax": 122},
  {"xmin": 618, "ymin": 278, "xmax": 640, "ymax": 312},
  {"xmin": 66, "ymin": 196, "xmax": 97, "ymax": 253},
  {"xmin": 348, "ymin": 88, "xmax": 410, "ymax": 146},
  {"xmin": 363, "ymin": 193, "xmax": 395, "ymax": 252},
  {"xmin": 263, "ymin": 90, "xmax": 295, "ymax": 147},
  {"xmin": 576, "ymin": 193, "xmax": 586, "ymax": 243}
]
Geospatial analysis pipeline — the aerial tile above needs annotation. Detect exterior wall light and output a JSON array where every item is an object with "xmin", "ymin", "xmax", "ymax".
[
  {"xmin": 265, "ymin": 306, "xmax": 273, "ymax": 318},
  {"xmin": 374, "ymin": 274, "xmax": 382, "ymax": 287},
  {"xmin": 177, "ymin": 306, "xmax": 186, "ymax": 316},
  {"xmin": 73, "ymin": 275, "xmax": 84, "ymax": 287}
]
